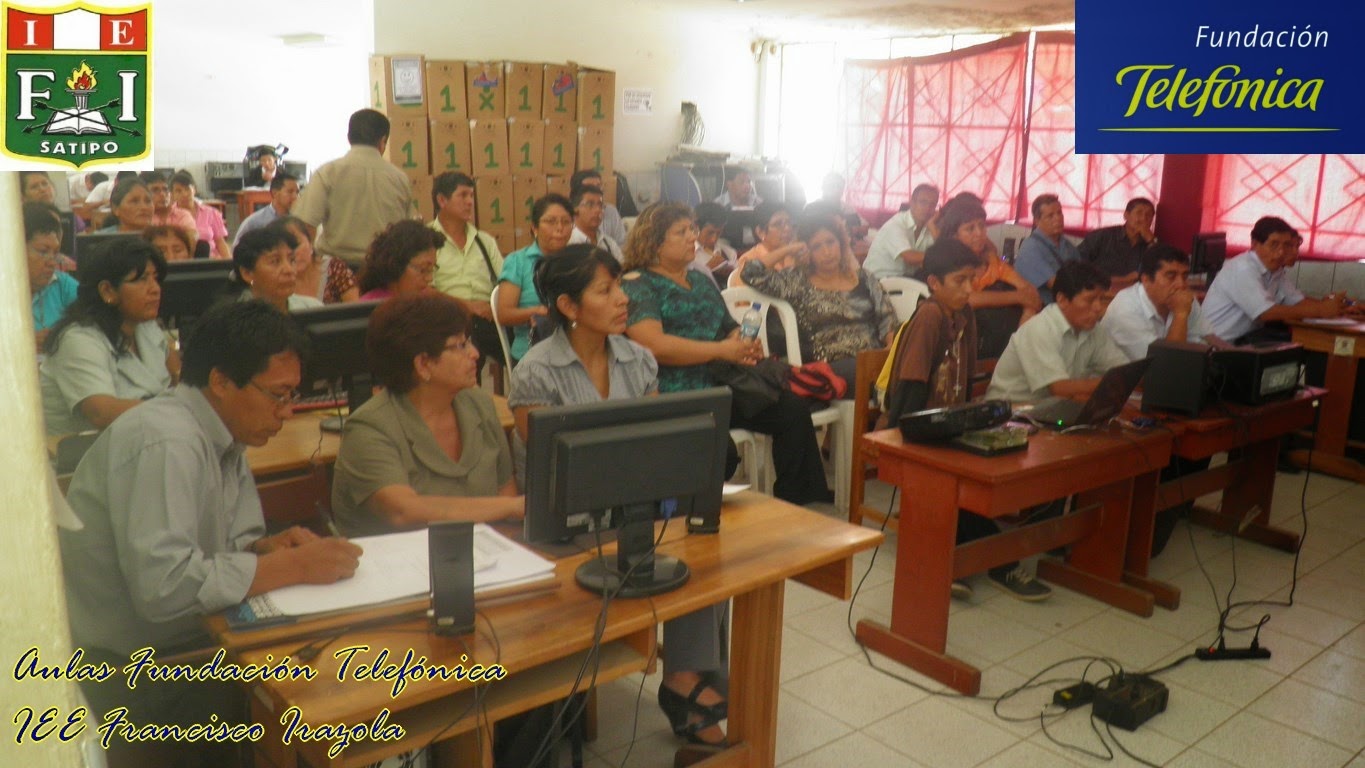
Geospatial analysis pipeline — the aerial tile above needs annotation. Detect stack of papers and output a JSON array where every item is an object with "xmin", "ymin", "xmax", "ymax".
[{"xmin": 252, "ymin": 524, "xmax": 555, "ymax": 619}]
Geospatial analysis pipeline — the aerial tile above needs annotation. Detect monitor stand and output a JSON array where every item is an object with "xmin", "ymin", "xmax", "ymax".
[
  {"xmin": 575, "ymin": 502, "xmax": 690, "ymax": 598},
  {"xmin": 319, "ymin": 374, "xmax": 374, "ymax": 433}
]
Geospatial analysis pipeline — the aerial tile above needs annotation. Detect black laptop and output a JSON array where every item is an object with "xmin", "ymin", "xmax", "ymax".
[{"xmin": 1021, "ymin": 358, "xmax": 1152, "ymax": 430}]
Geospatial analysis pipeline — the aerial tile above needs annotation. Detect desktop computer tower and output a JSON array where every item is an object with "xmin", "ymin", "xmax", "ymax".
[{"xmin": 1142, "ymin": 340, "xmax": 1214, "ymax": 416}]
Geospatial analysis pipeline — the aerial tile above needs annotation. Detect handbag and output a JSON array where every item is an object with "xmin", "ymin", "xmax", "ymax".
[
  {"xmin": 708, "ymin": 358, "xmax": 790, "ymax": 419},
  {"xmin": 787, "ymin": 360, "xmax": 847, "ymax": 404}
]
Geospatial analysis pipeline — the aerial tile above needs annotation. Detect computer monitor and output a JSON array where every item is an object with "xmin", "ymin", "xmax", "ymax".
[
  {"xmin": 73, "ymin": 231, "xmax": 141, "ymax": 269},
  {"xmin": 1190, "ymin": 232, "xmax": 1227, "ymax": 279},
  {"xmin": 291, "ymin": 301, "xmax": 382, "ymax": 428},
  {"xmin": 524, "ymin": 387, "xmax": 732, "ymax": 598},
  {"xmin": 159, "ymin": 259, "xmax": 234, "ymax": 330}
]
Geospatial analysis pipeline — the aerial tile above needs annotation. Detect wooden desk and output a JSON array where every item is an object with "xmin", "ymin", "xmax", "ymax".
[
  {"xmin": 245, "ymin": 396, "xmax": 514, "ymax": 477},
  {"xmin": 1287, "ymin": 320, "xmax": 1365, "ymax": 482},
  {"xmin": 856, "ymin": 426, "xmax": 1171, "ymax": 695},
  {"xmin": 208, "ymin": 492, "xmax": 882, "ymax": 768},
  {"xmin": 1123, "ymin": 389, "xmax": 1320, "ymax": 609}
]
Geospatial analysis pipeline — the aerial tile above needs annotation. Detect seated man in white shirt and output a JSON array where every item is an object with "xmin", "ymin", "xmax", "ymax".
[
  {"xmin": 1202, "ymin": 216, "xmax": 1350, "ymax": 343},
  {"xmin": 569, "ymin": 169, "xmax": 626, "ymax": 245},
  {"xmin": 690, "ymin": 201, "xmax": 738, "ymax": 286},
  {"xmin": 863, "ymin": 183, "xmax": 938, "ymax": 280},
  {"xmin": 1102, "ymin": 243, "xmax": 1223, "ymax": 360},
  {"xmin": 60, "ymin": 301, "xmax": 362, "ymax": 764},
  {"xmin": 987, "ymin": 260, "xmax": 1130, "ymax": 404},
  {"xmin": 566, "ymin": 184, "xmax": 623, "ymax": 263}
]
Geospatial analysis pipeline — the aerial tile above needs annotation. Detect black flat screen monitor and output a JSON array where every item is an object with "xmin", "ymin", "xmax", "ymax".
[
  {"xmin": 73, "ymin": 231, "xmax": 141, "ymax": 270},
  {"xmin": 1190, "ymin": 232, "xmax": 1227, "ymax": 279},
  {"xmin": 524, "ymin": 387, "xmax": 732, "ymax": 598},
  {"xmin": 159, "ymin": 259, "xmax": 234, "ymax": 329},
  {"xmin": 291, "ymin": 301, "xmax": 381, "ymax": 424}
]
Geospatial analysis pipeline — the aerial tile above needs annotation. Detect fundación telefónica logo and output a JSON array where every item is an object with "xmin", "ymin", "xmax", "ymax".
[{"xmin": 2, "ymin": 2, "xmax": 151, "ymax": 170}]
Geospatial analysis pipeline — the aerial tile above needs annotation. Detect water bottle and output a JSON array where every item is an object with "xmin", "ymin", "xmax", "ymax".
[{"xmin": 740, "ymin": 303, "xmax": 763, "ymax": 340}]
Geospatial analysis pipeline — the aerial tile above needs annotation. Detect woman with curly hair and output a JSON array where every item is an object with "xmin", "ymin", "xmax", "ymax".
[{"xmin": 357, "ymin": 219, "xmax": 445, "ymax": 301}]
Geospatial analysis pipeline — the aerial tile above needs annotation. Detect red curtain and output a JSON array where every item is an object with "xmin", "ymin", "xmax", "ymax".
[
  {"xmin": 1024, "ymin": 33, "xmax": 1163, "ymax": 230},
  {"xmin": 842, "ymin": 32, "xmax": 1164, "ymax": 231},
  {"xmin": 1205, "ymin": 154, "xmax": 1365, "ymax": 260},
  {"xmin": 843, "ymin": 35, "xmax": 1029, "ymax": 227}
]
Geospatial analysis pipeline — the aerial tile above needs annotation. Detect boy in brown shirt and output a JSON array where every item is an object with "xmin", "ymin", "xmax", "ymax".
[{"xmin": 883, "ymin": 237, "xmax": 1052, "ymax": 601}]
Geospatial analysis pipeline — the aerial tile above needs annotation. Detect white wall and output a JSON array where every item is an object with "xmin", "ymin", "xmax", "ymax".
[
  {"xmin": 372, "ymin": 0, "xmax": 760, "ymax": 182},
  {"xmin": 150, "ymin": 1, "xmax": 374, "ymax": 186}
]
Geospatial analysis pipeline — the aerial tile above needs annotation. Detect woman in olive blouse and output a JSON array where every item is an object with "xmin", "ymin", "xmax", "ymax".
[{"xmin": 331, "ymin": 292, "xmax": 522, "ymax": 536}]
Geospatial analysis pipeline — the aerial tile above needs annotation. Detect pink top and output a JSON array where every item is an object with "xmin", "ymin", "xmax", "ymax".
[
  {"xmin": 151, "ymin": 207, "xmax": 199, "ymax": 242},
  {"xmin": 358, "ymin": 287, "xmax": 394, "ymax": 301},
  {"xmin": 185, "ymin": 201, "xmax": 227, "ymax": 243}
]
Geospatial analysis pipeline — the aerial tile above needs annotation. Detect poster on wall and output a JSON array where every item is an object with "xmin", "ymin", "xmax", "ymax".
[{"xmin": 622, "ymin": 88, "xmax": 653, "ymax": 115}]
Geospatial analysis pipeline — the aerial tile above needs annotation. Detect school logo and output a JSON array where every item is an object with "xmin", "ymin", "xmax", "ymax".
[{"xmin": 2, "ymin": 2, "xmax": 151, "ymax": 169}]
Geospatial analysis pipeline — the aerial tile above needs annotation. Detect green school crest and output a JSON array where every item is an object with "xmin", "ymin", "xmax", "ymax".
[{"xmin": 2, "ymin": 2, "xmax": 151, "ymax": 169}]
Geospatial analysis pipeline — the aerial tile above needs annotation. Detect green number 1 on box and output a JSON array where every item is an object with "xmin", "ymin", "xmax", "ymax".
[
  {"xmin": 592, "ymin": 94, "xmax": 603, "ymax": 120},
  {"xmin": 489, "ymin": 198, "xmax": 505, "ymax": 225},
  {"xmin": 552, "ymin": 144, "xmax": 564, "ymax": 169},
  {"xmin": 523, "ymin": 196, "xmax": 534, "ymax": 224},
  {"xmin": 483, "ymin": 143, "xmax": 499, "ymax": 169},
  {"xmin": 401, "ymin": 141, "xmax": 415, "ymax": 168},
  {"xmin": 518, "ymin": 143, "xmax": 532, "ymax": 168},
  {"xmin": 592, "ymin": 148, "xmax": 602, "ymax": 172},
  {"xmin": 443, "ymin": 143, "xmax": 461, "ymax": 170},
  {"xmin": 518, "ymin": 85, "xmax": 530, "ymax": 111},
  {"xmin": 440, "ymin": 85, "xmax": 454, "ymax": 113}
]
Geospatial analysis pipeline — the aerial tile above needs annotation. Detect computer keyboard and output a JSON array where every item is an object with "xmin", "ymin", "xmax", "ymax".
[{"xmin": 293, "ymin": 392, "xmax": 348, "ymax": 412}]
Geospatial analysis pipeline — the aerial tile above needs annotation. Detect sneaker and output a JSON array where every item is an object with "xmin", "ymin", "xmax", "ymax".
[
  {"xmin": 950, "ymin": 580, "xmax": 973, "ymax": 601},
  {"xmin": 987, "ymin": 566, "xmax": 1052, "ymax": 602}
]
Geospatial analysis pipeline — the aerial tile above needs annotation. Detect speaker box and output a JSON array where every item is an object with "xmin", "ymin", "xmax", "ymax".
[
  {"xmin": 1142, "ymin": 340, "xmax": 1213, "ymax": 416},
  {"xmin": 428, "ymin": 521, "xmax": 475, "ymax": 636}
]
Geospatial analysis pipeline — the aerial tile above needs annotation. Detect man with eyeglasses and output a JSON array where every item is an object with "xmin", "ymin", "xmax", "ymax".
[
  {"xmin": 1202, "ymin": 216, "xmax": 1352, "ymax": 344},
  {"xmin": 567, "ymin": 184, "xmax": 623, "ymax": 263},
  {"xmin": 60, "ymin": 301, "xmax": 362, "ymax": 763}
]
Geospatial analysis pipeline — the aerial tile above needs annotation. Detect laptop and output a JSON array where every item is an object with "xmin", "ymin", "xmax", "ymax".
[{"xmin": 1021, "ymin": 358, "xmax": 1152, "ymax": 430}]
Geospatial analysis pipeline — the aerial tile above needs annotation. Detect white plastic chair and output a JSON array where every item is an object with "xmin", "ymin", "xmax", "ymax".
[
  {"xmin": 489, "ymin": 284, "xmax": 515, "ymax": 388},
  {"xmin": 719, "ymin": 287, "xmax": 851, "ymax": 512},
  {"xmin": 879, "ymin": 276, "xmax": 930, "ymax": 324}
]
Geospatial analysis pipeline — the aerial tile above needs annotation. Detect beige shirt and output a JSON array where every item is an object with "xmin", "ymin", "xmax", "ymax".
[
  {"xmin": 431, "ymin": 218, "xmax": 503, "ymax": 302},
  {"xmin": 331, "ymin": 387, "xmax": 513, "ymax": 537},
  {"xmin": 985, "ymin": 303, "xmax": 1129, "ymax": 404},
  {"xmin": 294, "ymin": 145, "xmax": 412, "ymax": 266}
]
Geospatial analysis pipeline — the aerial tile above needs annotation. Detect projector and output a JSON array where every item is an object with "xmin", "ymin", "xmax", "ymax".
[{"xmin": 899, "ymin": 400, "xmax": 1012, "ymax": 443}]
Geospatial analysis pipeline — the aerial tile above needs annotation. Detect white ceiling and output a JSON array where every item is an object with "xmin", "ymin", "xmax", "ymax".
[{"xmin": 646, "ymin": 0, "xmax": 1075, "ymax": 40}]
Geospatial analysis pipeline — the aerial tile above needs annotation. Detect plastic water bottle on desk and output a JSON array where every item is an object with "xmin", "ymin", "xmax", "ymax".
[{"xmin": 740, "ymin": 303, "xmax": 763, "ymax": 341}]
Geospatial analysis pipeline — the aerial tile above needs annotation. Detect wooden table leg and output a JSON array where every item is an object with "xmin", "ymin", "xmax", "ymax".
[
  {"xmin": 1121, "ymin": 469, "xmax": 1181, "ymax": 609},
  {"xmin": 1191, "ymin": 438, "xmax": 1301, "ymax": 553},
  {"xmin": 1289, "ymin": 353, "xmax": 1365, "ymax": 481},
  {"xmin": 1039, "ymin": 478, "xmax": 1155, "ymax": 618},
  {"xmin": 728, "ymin": 580, "xmax": 784, "ymax": 768},
  {"xmin": 855, "ymin": 467, "xmax": 982, "ymax": 695}
]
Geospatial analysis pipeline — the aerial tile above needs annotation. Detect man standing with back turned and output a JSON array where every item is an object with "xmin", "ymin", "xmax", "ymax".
[{"xmin": 295, "ymin": 108, "xmax": 413, "ymax": 269}]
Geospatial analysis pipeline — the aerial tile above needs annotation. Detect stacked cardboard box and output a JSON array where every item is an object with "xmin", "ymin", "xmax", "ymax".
[{"xmin": 368, "ymin": 55, "xmax": 432, "ymax": 222}]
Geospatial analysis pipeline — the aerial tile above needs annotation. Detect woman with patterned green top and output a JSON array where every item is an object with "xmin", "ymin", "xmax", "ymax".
[{"xmin": 620, "ymin": 203, "xmax": 831, "ymax": 506}]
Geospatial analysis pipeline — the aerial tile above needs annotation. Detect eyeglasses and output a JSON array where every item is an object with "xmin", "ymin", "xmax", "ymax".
[
  {"xmin": 443, "ymin": 338, "xmax": 472, "ymax": 354},
  {"xmin": 248, "ymin": 380, "xmax": 301, "ymax": 408},
  {"xmin": 408, "ymin": 262, "xmax": 438, "ymax": 277}
]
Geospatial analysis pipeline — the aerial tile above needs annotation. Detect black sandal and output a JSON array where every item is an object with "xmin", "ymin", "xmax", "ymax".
[{"xmin": 658, "ymin": 680, "xmax": 727, "ymax": 745}]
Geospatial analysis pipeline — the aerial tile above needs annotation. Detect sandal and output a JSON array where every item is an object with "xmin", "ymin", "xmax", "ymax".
[{"xmin": 658, "ymin": 680, "xmax": 728, "ymax": 745}]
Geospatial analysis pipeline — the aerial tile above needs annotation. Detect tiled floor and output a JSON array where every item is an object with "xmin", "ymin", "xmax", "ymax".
[{"xmin": 577, "ymin": 469, "xmax": 1365, "ymax": 767}]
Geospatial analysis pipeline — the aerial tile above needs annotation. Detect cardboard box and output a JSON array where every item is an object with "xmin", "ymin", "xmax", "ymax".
[
  {"xmin": 429, "ymin": 118, "xmax": 472, "ymax": 176},
  {"xmin": 601, "ymin": 173, "xmax": 617, "ymax": 206},
  {"xmin": 489, "ymin": 226, "xmax": 517, "ymax": 255},
  {"xmin": 542, "ymin": 64, "xmax": 577, "ymax": 121},
  {"xmin": 512, "ymin": 173, "xmax": 548, "ymax": 229},
  {"xmin": 513, "ymin": 226, "xmax": 534, "ymax": 251},
  {"xmin": 504, "ymin": 61, "xmax": 543, "ymax": 120},
  {"xmin": 369, "ymin": 54, "xmax": 426, "ymax": 116},
  {"xmin": 465, "ymin": 61, "xmax": 505, "ymax": 119},
  {"xmin": 542, "ymin": 119, "xmax": 576, "ymax": 176},
  {"xmin": 546, "ymin": 175, "xmax": 570, "ymax": 199},
  {"xmin": 577, "ymin": 124, "xmax": 613, "ymax": 175},
  {"xmin": 384, "ymin": 118, "xmax": 430, "ymax": 175},
  {"xmin": 475, "ymin": 175, "xmax": 515, "ymax": 231},
  {"xmin": 408, "ymin": 174, "xmax": 434, "ymax": 221},
  {"xmin": 470, "ymin": 120, "xmax": 510, "ymax": 177},
  {"xmin": 425, "ymin": 60, "xmax": 467, "ymax": 120},
  {"xmin": 576, "ymin": 67, "xmax": 615, "ymax": 124},
  {"xmin": 507, "ymin": 118, "xmax": 545, "ymax": 174}
]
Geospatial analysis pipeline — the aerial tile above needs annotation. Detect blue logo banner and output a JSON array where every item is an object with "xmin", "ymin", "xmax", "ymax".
[{"xmin": 1077, "ymin": 0, "xmax": 1364, "ymax": 153}]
